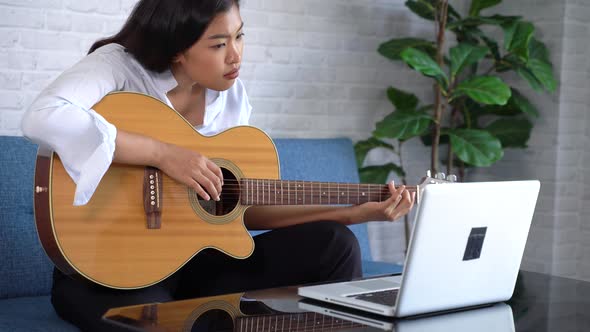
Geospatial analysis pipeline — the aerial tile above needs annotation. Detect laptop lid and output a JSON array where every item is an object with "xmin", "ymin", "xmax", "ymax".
[
  {"xmin": 395, "ymin": 180, "xmax": 540, "ymax": 317},
  {"xmin": 298, "ymin": 180, "xmax": 540, "ymax": 318}
]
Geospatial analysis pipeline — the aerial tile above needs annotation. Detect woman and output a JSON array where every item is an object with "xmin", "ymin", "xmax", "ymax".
[{"xmin": 21, "ymin": 0, "xmax": 415, "ymax": 330}]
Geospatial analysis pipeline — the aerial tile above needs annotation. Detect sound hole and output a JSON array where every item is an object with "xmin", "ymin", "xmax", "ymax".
[
  {"xmin": 190, "ymin": 309, "xmax": 233, "ymax": 332},
  {"xmin": 196, "ymin": 167, "xmax": 239, "ymax": 216}
]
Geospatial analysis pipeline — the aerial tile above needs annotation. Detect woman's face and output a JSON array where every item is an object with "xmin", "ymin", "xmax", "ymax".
[{"xmin": 173, "ymin": 4, "xmax": 244, "ymax": 91}]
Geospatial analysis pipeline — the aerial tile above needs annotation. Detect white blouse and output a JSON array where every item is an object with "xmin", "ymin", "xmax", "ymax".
[{"xmin": 21, "ymin": 43, "xmax": 252, "ymax": 206}]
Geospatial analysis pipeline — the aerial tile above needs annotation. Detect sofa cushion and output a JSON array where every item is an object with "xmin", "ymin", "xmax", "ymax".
[
  {"xmin": 0, "ymin": 295, "xmax": 78, "ymax": 331},
  {"xmin": 0, "ymin": 136, "xmax": 54, "ymax": 298},
  {"xmin": 362, "ymin": 260, "xmax": 403, "ymax": 277},
  {"xmin": 273, "ymin": 138, "xmax": 372, "ymax": 262}
]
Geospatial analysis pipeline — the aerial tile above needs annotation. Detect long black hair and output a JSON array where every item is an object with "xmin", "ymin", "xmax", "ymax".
[{"xmin": 89, "ymin": 0, "xmax": 240, "ymax": 72}]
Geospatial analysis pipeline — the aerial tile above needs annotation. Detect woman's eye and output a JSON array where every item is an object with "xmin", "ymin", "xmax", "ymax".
[
  {"xmin": 237, "ymin": 32, "xmax": 245, "ymax": 40},
  {"xmin": 212, "ymin": 43, "xmax": 226, "ymax": 49}
]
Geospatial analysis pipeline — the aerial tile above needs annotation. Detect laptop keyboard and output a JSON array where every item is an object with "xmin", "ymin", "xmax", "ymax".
[{"xmin": 346, "ymin": 289, "xmax": 399, "ymax": 306}]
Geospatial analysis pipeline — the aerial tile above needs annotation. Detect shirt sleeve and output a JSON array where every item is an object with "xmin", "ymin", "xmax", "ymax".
[{"xmin": 21, "ymin": 51, "xmax": 123, "ymax": 206}]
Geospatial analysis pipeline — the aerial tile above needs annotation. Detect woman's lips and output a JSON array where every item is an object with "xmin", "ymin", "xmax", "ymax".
[{"xmin": 224, "ymin": 67, "xmax": 240, "ymax": 79}]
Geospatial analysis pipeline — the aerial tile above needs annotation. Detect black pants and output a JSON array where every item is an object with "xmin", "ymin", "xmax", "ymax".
[{"xmin": 51, "ymin": 221, "xmax": 362, "ymax": 331}]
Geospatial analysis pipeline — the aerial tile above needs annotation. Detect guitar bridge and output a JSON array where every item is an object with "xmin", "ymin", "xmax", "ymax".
[{"xmin": 143, "ymin": 166, "xmax": 162, "ymax": 229}]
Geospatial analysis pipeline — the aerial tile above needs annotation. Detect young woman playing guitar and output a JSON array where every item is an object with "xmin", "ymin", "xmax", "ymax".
[{"xmin": 21, "ymin": 1, "xmax": 415, "ymax": 330}]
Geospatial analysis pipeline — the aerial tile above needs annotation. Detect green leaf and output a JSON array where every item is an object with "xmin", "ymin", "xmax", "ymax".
[
  {"xmin": 378, "ymin": 38, "xmax": 436, "ymax": 61},
  {"xmin": 405, "ymin": 0, "xmax": 461, "ymax": 22},
  {"xmin": 354, "ymin": 137, "xmax": 395, "ymax": 167},
  {"xmin": 374, "ymin": 109, "xmax": 433, "ymax": 140},
  {"xmin": 516, "ymin": 66, "xmax": 544, "ymax": 92},
  {"xmin": 480, "ymin": 88, "xmax": 539, "ymax": 118},
  {"xmin": 449, "ymin": 129, "xmax": 504, "ymax": 166},
  {"xmin": 503, "ymin": 21, "xmax": 534, "ymax": 61},
  {"xmin": 485, "ymin": 118, "xmax": 533, "ymax": 148},
  {"xmin": 510, "ymin": 88, "xmax": 539, "ymax": 117},
  {"xmin": 450, "ymin": 43, "xmax": 489, "ymax": 78},
  {"xmin": 387, "ymin": 87, "xmax": 419, "ymax": 111},
  {"xmin": 528, "ymin": 38, "xmax": 550, "ymax": 63},
  {"xmin": 528, "ymin": 59, "xmax": 557, "ymax": 92},
  {"xmin": 503, "ymin": 54, "xmax": 545, "ymax": 91},
  {"xmin": 453, "ymin": 76, "xmax": 511, "ymax": 105},
  {"xmin": 359, "ymin": 163, "xmax": 406, "ymax": 184},
  {"xmin": 469, "ymin": 0, "xmax": 502, "ymax": 16},
  {"xmin": 400, "ymin": 47, "xmax": 448, "ymax": 86},
  {"xmin": 406, "ymin": 0, "xmax": 435, "ymax": 21}
]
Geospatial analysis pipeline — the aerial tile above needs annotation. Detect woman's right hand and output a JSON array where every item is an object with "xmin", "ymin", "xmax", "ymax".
[{"xmin": 156, "ymin": 142, "xmax": 223, "ymax": 201}]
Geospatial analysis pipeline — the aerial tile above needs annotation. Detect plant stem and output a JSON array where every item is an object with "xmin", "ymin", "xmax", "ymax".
[
  {"xmin": 447, "ymin": 107, "xmax": 455, "ymax": 176},
  {"xmin": 431, "ymin": 0, "xmax": 449, "ymax": 174}
]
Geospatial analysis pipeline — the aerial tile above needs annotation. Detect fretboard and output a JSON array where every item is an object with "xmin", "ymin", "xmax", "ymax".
[
  {"xmin": 235, "ymin": 312, "xmax": 363, "ymax": 331},
  {"xmin": 240, "ymin": 179, "xmax": 416, "ymax": 206}
]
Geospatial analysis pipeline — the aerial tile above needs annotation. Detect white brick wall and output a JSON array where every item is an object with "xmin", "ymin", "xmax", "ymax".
[{"xmin": 1, "ymin": 0, "xmax": 588, "ymax": 283}]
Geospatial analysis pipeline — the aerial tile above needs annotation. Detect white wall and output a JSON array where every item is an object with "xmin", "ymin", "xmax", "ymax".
[{"xmin": 1, "ymin": 0, "xmax": 588, "ymax": 281}]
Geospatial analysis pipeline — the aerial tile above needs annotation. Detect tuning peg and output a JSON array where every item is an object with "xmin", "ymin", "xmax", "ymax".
[
  {"xmin": 446, "ymin": 174, "xmax": 457, "ymax": 182},
  {"xmin": 426, "ymin": 170, "xmax": 432, "ymax": 178},
  {"xmin": 435, "ymin": 172, "xmax": 446, "ymax": 180}
]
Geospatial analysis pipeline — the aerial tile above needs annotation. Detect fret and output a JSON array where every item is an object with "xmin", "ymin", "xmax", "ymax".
[
  {"xmin": 261, "ymin": 179, "xmax": 266, "ymax": 205},
  {"xmin": 261, "ymin": 316, "xmax": 264, "ymax": 331},
  {"xmin": 347, "ymin": 183, "xmax": 349, "ymax": 204},
  {"xmin": 244, "ymin": 179, "xmax": 248, "ymax": 205},
  {"xmin": 268, "ymin": 179, "xmax": 271, "ymax": 205},
  {"xmin": 368, "ymin": 184, "xmax": 370, "ymax": 204},
  {"xmin": 337, "ymin": 183, "xmax": 340, "ymax": 204},
  {"xmin": 256, "ymin": 179, "xmax": 259, "ymax": 205},
  {"xmin": 302, "ymin": 182, "xmax": 305, "ymax": 205},
  {"xmin": 357, "ymin": 183, "xmax": 360, "ymax": 205},
  {"xmin": 274, "ymin": 180, "xmax": 277, "ymax": 205},
  {"xmin": 288, "ymin": 181, "xmax": 291, "ymax": 205},
  {"xmin": 274, "ymin": 315, "xmax": 278, "ymax": 332}
]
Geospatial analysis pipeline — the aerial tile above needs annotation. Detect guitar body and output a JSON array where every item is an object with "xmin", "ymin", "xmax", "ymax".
[{"xmin": 34, "ymin": 92, "xmax": 280, "ymax": 289}]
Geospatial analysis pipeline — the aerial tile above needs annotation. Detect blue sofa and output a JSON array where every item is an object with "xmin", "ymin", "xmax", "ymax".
[{"xmin": 0, "ymin": 135, "xmax": 402, "ymax": 331}]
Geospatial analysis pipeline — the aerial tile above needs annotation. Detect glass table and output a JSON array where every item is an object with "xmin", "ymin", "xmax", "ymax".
[{"xmin": 103, "ymin": 270, "xmax": 590, "ymax": 331}]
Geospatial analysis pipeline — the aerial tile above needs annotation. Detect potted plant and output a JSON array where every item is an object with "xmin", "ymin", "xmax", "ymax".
[{"xmin": 355, "ymin": 0, "xmax": 557, "ymax": 185}]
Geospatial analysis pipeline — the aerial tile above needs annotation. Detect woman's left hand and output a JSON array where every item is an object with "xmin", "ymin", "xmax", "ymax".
[{"xmin": 346, "ymin": 180, "xmax": 416, "ymax": 225}]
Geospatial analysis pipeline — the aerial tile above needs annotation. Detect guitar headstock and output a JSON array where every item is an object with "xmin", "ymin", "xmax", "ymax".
[{"xmin": 415, "ymin": 170, "xmax": 457, "ymax": 205}]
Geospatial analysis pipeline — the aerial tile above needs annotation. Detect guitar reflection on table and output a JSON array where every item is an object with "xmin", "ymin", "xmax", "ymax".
[{"xmin": 103, "ymin": 286, "xmax": 367, "ymax": 332}]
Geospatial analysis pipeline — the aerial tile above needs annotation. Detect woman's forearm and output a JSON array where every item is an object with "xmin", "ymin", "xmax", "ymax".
[{"xmin": 113, "ymin": 130, "xmax": 165, "ymax": 167}]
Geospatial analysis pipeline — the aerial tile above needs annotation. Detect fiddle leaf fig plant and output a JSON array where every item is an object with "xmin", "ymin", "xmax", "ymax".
[{"xmin": 355, "ymin": 0, "xmax": 557, "ymax": 185}]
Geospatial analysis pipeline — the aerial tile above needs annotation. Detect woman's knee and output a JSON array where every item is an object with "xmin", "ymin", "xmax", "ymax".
[{"xmin": 312, "ymin": 221, "xmax": 362, "ymax": 278}]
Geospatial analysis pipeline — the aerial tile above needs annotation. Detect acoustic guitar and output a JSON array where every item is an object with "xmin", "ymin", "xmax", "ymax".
[{"xmin": 34, "ymin": 92, "xmax": 447, "ymax": 289}]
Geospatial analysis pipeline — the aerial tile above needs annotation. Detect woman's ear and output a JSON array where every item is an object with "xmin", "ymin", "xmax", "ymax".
[{"xmin": 172, "ymin": 53, "xmax": 183, "ymax": 64}]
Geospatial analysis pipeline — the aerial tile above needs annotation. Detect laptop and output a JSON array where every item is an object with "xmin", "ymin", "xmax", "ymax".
[
  {"xmin": 298, "ymin": 299, "xmax": 515, "ymax": 332},
  {"xmin": 298, "ymin": 180, "xmax": 540, "ymax": 317}
]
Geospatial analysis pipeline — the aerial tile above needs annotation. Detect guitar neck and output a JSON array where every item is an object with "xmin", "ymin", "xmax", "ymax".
[
  {"xmin": 236, "ymin": 312, "xmax": 363, "ymax": 331},
  {"xmin": 240, "ymin": 179, "xmax": 417, "ymax": 206}
]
